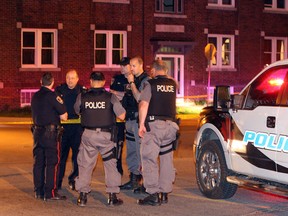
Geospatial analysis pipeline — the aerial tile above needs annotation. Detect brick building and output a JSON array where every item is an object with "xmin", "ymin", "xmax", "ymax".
[{"xmin": 0, "ymin": 0, "xmax": 287, "ymax": 109}]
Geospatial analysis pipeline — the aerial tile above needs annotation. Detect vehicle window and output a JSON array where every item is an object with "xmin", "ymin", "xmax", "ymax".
[
  {"xmin": 244, "ymin": 66, "xmax": 288, "ymax": 109},
  {"xmin": 276, "ymin": 76, "xmax": 288, "ymax": 105}
]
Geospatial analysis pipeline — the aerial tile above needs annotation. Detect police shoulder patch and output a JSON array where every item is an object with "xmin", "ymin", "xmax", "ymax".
[{"xmin": 56, "ymin": 96, "xmax": 64, "ymax": 104}]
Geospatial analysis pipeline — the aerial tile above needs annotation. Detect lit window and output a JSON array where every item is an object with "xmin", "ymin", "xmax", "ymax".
[
  {"xmin": 94, "ymin": 31, "xmax": 127, "ymax": 68},
  {"xmin": 208, "ymin": 34, "xmax": 235, "ymax": 68},
  {"xmin": 20, "ymin": 89, "xmax": 38, "ymax": 107},
  {"xmin": 264, "ymin": 37, "xmax": 287, "ymax": 65},
  {"xmin": 21, "ymin": 29, "xmax": 57, "ymax": 68},
  {"xmin": 208, "ymin": 0, "xmax": 235, "ymax": 7},
  {"xmin": 155, "ymin": 0, "xmax": 183, "ymax": 13},
  {"xmin": 264, "ymin": 0, "xmax": 287, "ymax": 10}
]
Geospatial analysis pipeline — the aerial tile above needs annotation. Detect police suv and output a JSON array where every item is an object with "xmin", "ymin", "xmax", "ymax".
[{"xmin": 193, "ymin": 59, "xmax": 288, "ymax": 199}]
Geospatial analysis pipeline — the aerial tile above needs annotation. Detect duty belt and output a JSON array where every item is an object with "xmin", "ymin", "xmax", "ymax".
[
  {"xmin": 126, "ymin": 111, "xmax": 138, "ymax": 121},
  {"xmin": 146, "ymin": 116, "xmax": 174, "ymax": 122},
  {"xmin": 84, "ymin": 127, "xmax": 111, "ymax": 132}
]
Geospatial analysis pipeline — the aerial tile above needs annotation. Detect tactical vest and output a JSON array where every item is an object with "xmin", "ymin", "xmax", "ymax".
[
  {"xmin": 147, "ymin": 76, "xmax": 176, "ymax": 118},
  {"xmin": 122, "ymin": 72, "xmax": 149, "ymax": 114},
  {"xmin": 80, "ymin": 88, "xmax": 115, "ymax": 128}
]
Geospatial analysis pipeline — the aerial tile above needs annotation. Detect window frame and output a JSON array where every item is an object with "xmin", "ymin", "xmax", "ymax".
[
  {"xmin": 207, "ymin": 34, "xmax": 235, "ymax": 69},
  {"xmin": 264, "ymin": 36, "xmax": 287, "ymax": 65},
  {"xmin": 264, "ymin": 0, "xmax": 288, "ymax": 11},
  {"xmin": 20, "ymin": 89, "xmax": 38, "ymax": 107},
  {"xmin": 207, "ymin": 0, "xmax": 235, "ymax": 8},
  {"xmin": 155, "ymin": 0, "xmax": 184, "ymax": 14},
  {"xmin": 94, "ymin": 30, "xmax": 127, "ymax": 68},
  {"xmin": 21, "ymin": 28, "xmax": 58, "ymax": 69}
]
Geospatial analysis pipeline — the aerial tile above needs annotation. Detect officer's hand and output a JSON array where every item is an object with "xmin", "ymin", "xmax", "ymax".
[
  {"xmin": 127, "ymin": 73, "xmax": 134, "ymax": 83},
  {"xmin": 138, "ymin": 124, "xmax": 146, "ymax": 138}
]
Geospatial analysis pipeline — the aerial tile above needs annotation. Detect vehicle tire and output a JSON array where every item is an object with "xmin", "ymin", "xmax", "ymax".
[{"xmin": 196, "ymin": 140, "xmax": 237, "ymax": 199}]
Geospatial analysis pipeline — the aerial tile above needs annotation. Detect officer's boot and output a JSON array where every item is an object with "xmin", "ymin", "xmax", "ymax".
[
  {"xmin": 133, "ymin": 175, "xmax": 146, "ymax": 194},
  {"xmin": 120, "ymin": 173, "xmax": 138, "ymax": 190},
  {"xmin": 77, "ymin": 192, "xmax": 88, "ymax": 207},
  {"xmin": 137, "ymin": 193, "xmax": 161, "ymax": 206},
  {"xmin": 160, "ymin": 192, "xmax": 168, "ymax": 204},
  {"xmin": 107, "ymin": 193, "xmax": 123, "ymax": 206},
  {"xmin": 68, "ymin": 180, "xmax": 76, "ymax": 191}
]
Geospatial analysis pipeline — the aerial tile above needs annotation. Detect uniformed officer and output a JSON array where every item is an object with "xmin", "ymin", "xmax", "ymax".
[
  {"xmin": 120, "ymin": 56, "xmax": 150, "ymax": 192},
  {"xmin": 55, "ymin": 69, "xmax": 86, "ymax": 190},
  {"xmin": 74, "ymin": 72, "xmax": 126, "ymax": 207},
  {"xmin": 137, "ymin": 60, "xmax": 179, "ymax": 206},
  {"xmin": 110, "ymin": 58, "xmax": 130, "ymax": 175},
  {"xmin": 31, "ymin": 72, "xmax": 68, "ymax": 201}
]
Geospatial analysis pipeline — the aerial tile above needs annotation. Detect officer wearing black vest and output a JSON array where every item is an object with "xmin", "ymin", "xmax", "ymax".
[
  {"xmin": 120, "ymin": 56, "xmax": 150, "ymax": 191},
  {"xmin": 74, "ymin": 72, "xmax": 126, "ymax": 207},
  {"xmin": 137, "ymin": 60, "xmax": 179, "ymax": 206},
  {"xmin": 110, "ymin": 59, "xmax": 129, "ymax": 175}
]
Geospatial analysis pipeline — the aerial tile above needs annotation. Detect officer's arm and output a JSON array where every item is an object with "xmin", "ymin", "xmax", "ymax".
[
  {"xmin": 74, "ymin": 93, "xmax": 81, "ymax": 115},
  {"xmin": 60, "ymin": 112, "xmax": 68, "ymax": 121},
  {"xmin": 138, "ymin": 100, "xmax": 149, "ymax": 127},
  {"xmin": 111, "ymin": 94, "xmax": 126, "ymax": 121},
  {"xmin": 130, "ymin": 82, "xmax": 141, "ymax": 102},
  {"xmin": 117, "ymin": 112, "xmax": 126, "ymax": 121},
  {"xmin": 138, "ymin": 83, "xmax": 151, "ymax": 137},
  {"xmin": 54, "ymin": 93, "xmax": 68, "ymax": 121}
]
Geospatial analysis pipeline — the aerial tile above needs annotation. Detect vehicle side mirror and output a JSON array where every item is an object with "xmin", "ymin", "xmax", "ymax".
[
  {"xmin": 213, "ymin": 85, "xmax": 231, "ymax": 111},
  {"xmin": 231, "ymin": 94, "xmax": 244, "ymax": 110}
]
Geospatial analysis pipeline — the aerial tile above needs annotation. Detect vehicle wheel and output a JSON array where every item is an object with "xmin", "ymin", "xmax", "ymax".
[{"xmin": 196, "ymin": 140, "xmax": 237, "ymax": 199}]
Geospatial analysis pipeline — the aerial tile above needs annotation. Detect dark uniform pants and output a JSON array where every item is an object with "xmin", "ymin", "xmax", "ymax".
[
  {"xmin": 58, "ymin": 124, "xmax": 82, "ymax": 187},
  {"xmin": 33, "ymin": 127, "xmax": 60, "ymax": 198},
  {"xmin": 116, "ymin": 121, "xmax": 125, "ymax": 174},
  {"xmin": 140, "ymin": 120, "xmax": 179, "ymax": 194}
]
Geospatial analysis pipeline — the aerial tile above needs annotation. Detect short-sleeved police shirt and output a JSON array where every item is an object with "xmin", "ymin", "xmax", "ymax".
[
  {"xmin": 139, "ymin": 81, "xmax": 152, "ymax": 103},
  {"xmin": 31, "ymin": 87, "xmax": 67, "ymax": 126}
]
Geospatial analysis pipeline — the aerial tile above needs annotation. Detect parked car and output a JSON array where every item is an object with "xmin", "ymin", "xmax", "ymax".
[{"xmin": 193, "ymin": 59, "xmax": 288, "ymax": 199}]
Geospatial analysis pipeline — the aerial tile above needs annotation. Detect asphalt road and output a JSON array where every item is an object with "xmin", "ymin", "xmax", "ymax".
[{"xmin": 1, "ymin": 120, "xmax": 288, "ymax": 216}]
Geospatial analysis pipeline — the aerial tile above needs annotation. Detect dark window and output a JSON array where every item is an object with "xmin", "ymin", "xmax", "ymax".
[{"xmin": 155, "ymin": 0, "xmax": 183, "ymax": 13}]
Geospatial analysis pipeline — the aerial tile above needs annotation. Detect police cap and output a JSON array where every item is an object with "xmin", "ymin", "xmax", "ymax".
[
  {"xmin": 119, "ymin": 57, "xmax": 130, "ymax": 66},
  {"xmin": 90, "ymin": 72, "xmax": 105, "ymax": 81}
]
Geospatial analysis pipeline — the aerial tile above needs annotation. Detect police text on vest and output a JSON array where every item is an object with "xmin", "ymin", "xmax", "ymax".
[
  {"xmin": 157, "ymin": 85, "xmax": 174, "ymax": 92},
  {"xmin": 85, "ymin": 101, "xmax": 105, "ymax": 109}
]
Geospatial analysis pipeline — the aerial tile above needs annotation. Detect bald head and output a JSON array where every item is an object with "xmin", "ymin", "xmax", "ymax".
[
  {"xmin": 150, "ymin": 59, "xmax": 168, "ymax": 76},
  {"xmin": 66, "ymin": 69, "xmax": 79, "ymax": 89}
]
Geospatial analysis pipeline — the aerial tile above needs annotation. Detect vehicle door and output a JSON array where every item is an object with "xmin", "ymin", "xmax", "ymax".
[
  {"xmin": 274, "ymin": 71, "xmax": 288, "ymax": 183},
  {"xmin": 228, "ymin": 66, "xmax": 287, "ymax": 182}
]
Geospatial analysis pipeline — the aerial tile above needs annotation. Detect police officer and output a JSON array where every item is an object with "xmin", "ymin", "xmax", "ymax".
[
  {"xmin": 110, "ymin": 58, "xmax": 130, "ymax": 175},
  {"xmin": 137, "ymin": 60, "xmax": 179, "ymax": 206},
  {"xmin": 74, "ymin": 72, "xmax": 126, "ymax": 207},
  {"xmin": 120, "ymin": 56, "xmax": 150, "ymax": 191},
  {"xmin": 55, "ymin": 69, "xmax": 86, "ymax": 190},
  {"xmin": 31, "ymin": 72, "xmax": 68, "ymax": 201}
]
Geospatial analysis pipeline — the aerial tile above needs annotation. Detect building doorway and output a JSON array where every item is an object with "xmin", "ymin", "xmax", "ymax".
[{"xmin": 156, "ymin": 54, "xmax": 184, "ymax": 98}]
